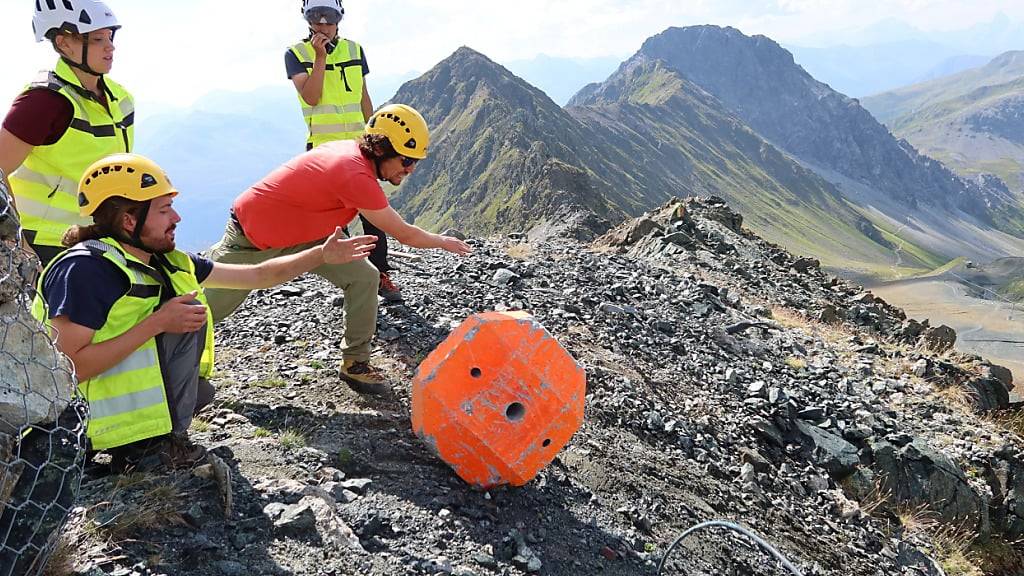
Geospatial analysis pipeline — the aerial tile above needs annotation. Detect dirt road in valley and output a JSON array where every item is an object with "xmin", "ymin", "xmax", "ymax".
[{"xmin": 869, "ymin": 278, "xmax": 1024, "ymax": 382}]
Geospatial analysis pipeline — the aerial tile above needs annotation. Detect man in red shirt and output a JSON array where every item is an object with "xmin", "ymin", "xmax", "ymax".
[{"xmin": 205, "ymin": 104, "xmax": 471, "ymax": 395}]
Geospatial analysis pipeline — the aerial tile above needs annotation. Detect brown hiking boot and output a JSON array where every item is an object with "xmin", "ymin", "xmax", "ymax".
[
  {"xmin": 339, "ymin": 359, "xmax": 389, "ymax": 395},
  {"xmin": 159, "ymin": 433, "xmax": 207, "ymax": 469},
  {"xmin": 378, "ymin": 272, "xmax": 403, "ymax": 303}
]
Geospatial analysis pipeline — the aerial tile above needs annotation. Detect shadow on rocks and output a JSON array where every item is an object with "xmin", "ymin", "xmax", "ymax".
[{"xmin": 241, "ymin": 401, "xmax": 654, "ymax": 575}]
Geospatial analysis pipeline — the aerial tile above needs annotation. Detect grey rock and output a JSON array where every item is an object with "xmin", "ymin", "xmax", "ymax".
[
  {"xmin": 341, "ymin": 478, "xmax": 373, "ymax": 493},
  {"xmin": 0, "ymin": 303, "xmax": 76, "ymax": 433},
  {"xmin": 492, "ymin": 268, "xmax": 520, "ymax": 285},
  {"xmin": 213, "ymin": 561, "xmax": 248, "ymax": 576},
  {"xmin": 271, "ymin": 501, "xmax": 317, "ymax": 537},
  {"xmin": 870, "ymin": 438, "xmax": 989, "ymax": 536},
  {"xmin": 795, "ymin": 420, "xmax": 859, "ymax": 479},
  {"xmin": 965, "ymin": 377, "xmax": 1009, "ymax": 412},
  {"xmin": 982, "ymin": 363, "xmax": 1014, "ymax": 391},
  {"xmin": 920, "ymin": 325, "xmax": 956, "ymax": 353}
]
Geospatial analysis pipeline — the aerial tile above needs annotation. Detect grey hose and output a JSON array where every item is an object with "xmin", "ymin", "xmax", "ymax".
[{"xmin": 657, "ymin": 520, "xmax": 804, "ymax": 575}]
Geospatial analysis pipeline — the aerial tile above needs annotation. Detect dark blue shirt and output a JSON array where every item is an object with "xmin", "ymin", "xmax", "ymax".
[{"xmin": 43, "ymin": 253, "xmax": 214, "ymax": 330}]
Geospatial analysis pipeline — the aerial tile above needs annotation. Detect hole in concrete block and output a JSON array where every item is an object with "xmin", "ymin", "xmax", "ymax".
[
  {"xmin": 505, "ymin": 402, "xmax": 525, "ymax": 422},
  {"xmin": 542, "ymin": 438, "xmax": 551, "ymax": 447},
  {"xmin": 470, "ymin": 367, "xmax": 482, "ymax": 378}
]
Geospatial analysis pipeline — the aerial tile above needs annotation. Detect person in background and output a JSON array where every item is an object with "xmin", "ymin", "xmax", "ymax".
[
  {"xmin": 32, "ymin": 153, "xmax": 375, "ymax": 471},
  {"xmin": 286, "ymin": 0, "xmax": 403, "ymax": 301},
  {"xmin": 0, "ymin": 0, "xmax": 133, "ymax": 266}
]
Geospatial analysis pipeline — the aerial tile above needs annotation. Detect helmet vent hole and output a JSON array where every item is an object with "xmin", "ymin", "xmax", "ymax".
[
  {"xmin": 113, "ymin": 166, "xmax": 122, "ymax": 172},
  {"xmin": 61, "ymin": 0, "xmax": 72, "ymax": 9},
  {"xmin": 404, "ymin": 138, "xmax": 417, "ymax": 149},
  {"xmin": 44, "ymin": 0, "xmax": 55, "ymax": 10},
  {"xmin": 126, "ymin": 167, "xmax": 135, "ymax": 173},
  {"xmin": 78, "ymin": 9, "xmax": 91, "ymax": 25},
  {"xmin": 140, "ymin": 174, "xmax": 157, "ymax": 189},
  {"xmin": 470, "ymin": 367, "xmax": 482, "ymax": 378},
  {"xmin": 101, "ymin": 167, "xmax": 110, "ymax": 174}
]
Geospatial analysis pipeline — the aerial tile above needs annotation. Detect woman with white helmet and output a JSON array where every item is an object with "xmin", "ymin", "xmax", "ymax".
[
  {"xmin": 285, "ymin": 0, "xmax": 404, "ymax": 301},
  {"xmin": 0, "ymin": 0, "xmax": 134, "ymax": 266}
]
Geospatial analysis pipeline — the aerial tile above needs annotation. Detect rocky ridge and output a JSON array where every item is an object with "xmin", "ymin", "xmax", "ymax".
[{"xmin": 51, "ymin": 197, "xmax": 1024, "ymax": 576}]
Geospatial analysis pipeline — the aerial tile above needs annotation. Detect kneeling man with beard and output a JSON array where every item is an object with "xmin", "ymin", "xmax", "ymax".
[{"xmin": 31, "ymin": 153, "xmax": 375, "ymax": 472}]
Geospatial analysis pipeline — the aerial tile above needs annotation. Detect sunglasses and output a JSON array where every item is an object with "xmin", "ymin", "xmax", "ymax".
[
  {"xmin": 400, "ymin": 155, "xmax": 419, "ymax": 168},
  {"xmin": 305, "ymin": 7, "xmax": 342, "ymax": 25}
]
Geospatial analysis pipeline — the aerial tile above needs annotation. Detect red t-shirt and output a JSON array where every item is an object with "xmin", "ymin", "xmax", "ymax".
[
  {"xmin": 2, "ymin": 89, "xmax": 74, "ymax": 146},
  {"xmin": 233, "ymin": 140, "xmax": 388, "ymax": 249}
]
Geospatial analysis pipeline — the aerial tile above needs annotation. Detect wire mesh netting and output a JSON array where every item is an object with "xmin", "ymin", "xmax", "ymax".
[{"xmin": 0, "ymin": 172, "xmax": 88, "ymax": 576}]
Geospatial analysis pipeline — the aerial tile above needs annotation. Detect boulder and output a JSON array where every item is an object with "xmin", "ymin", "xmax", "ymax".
[
  {"xmin": 795, "ymin": 420, "xmax": 859, "ymax": 479},
  {"xmin": 0, "ymin": 303, "xmax": 76, "ymax": 434},
  {"xmin": 965, "ymin": 377, "xmax": 1009, "ymax": 412},
  {"xmin": 870, "ymin": 438, "xmax": 989, "ymax": 536},
  {"xmin": 920, "ymin": 325, "xmax": 956, "ymax": 353},
  {"xmin": 982, "ymin": 363, "xmax": 1014, "ymax": 392}
]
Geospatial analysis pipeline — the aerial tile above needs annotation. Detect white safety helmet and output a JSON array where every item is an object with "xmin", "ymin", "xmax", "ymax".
[
  {"xmin": 302, "ymin": 0, "xmax": 344, "ymax": 24},
  {"xmin": 33, "ymin": 0, "xmax": 120, "ymax": 43}
]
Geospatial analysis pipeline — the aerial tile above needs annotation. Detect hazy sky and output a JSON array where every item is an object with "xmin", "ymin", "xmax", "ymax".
[{"xmin": 2, "ymin": 0, "xmax": 1023, "ymax": 109}]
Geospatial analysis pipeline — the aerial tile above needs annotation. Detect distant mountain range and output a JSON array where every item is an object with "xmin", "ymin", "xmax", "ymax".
[
  {"xmin": 861, "ymin": 51, "xmax": 1024, "ymax": 193},
  {"xmin": 387, "ymin": 26, "xmax": 1024, "ymax": 274},
  {"xmin": 138, "ymin": 25, "xmax": 1024, "ymax": 276}
]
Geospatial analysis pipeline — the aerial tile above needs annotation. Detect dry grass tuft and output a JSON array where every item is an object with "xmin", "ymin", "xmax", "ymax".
[
  {"xmin": 770, "ymin": 306, "xmax": 853, "ymax": 344},
  {"xmin": 279, "ymin": 429, "xmax": 307, "ymax": 450},
  {"xmin": 505, "ymin": 243, "xmax": 534, "ymax": 260}
]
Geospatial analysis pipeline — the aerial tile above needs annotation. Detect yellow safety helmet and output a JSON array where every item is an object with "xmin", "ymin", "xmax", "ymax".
[
  {"xmin": 366, "ymin": 104, "xmax": 430, "ymax": 160},
  {"xmin": 78, "ymin": 154, "xmax": 178, "ymax": 217}
]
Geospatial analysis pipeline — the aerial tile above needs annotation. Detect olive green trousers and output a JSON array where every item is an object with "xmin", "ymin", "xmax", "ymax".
[{"xmin": 204, "ymin": 217, "xmax": 380, "ymax": 362}]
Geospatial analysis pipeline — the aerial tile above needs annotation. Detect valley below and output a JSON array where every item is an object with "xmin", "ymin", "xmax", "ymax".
[{"xmin": 868, "ymin": 276, "xmax": 1024, "ymax": 381}]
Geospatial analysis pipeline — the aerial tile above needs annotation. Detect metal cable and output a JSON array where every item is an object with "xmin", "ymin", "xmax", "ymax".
[{"xmin": 657, "ymin": 520, "xmax": 804, "ymax": 576}]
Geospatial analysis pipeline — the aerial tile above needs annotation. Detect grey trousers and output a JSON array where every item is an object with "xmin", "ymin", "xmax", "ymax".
[{"xmin": 157, "ymin": 325, "xmax": 215, "ymax": 434}]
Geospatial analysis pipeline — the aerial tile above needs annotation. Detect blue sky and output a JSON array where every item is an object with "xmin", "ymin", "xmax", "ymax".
[{"xmin": 2, "ymin": 0, "xmax": 1024, "ymax": 110}]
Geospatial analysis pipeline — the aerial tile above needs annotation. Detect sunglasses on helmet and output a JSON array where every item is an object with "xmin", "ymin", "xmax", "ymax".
[
  {"xmin": 305, "ymin": 6, "xmax": 342, "ymax": 25},
  {"xmin": 400, "ymin": 155, "xmax": 419, "ymax": 168}
]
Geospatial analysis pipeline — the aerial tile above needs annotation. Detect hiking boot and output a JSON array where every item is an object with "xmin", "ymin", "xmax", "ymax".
[
  {"xmin": 378, "ymin": 273, "xmax": 403, "ymax": 303},
  {"xmin": 108, "ymin": 436, "xmax": 166, "ymax": 474},
  {"xmin": 339, "ymin": 359, "xmax": 389, "ymax": 395},
  {"xmin": 159, "ymin": 433, "xmax": 207, "ymax": 469}
]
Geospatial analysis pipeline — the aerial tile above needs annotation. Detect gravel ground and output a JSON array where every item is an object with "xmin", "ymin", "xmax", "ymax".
[{"xmin": 50, "ymin": 197, "xmax": 1024, "ymax": 576}]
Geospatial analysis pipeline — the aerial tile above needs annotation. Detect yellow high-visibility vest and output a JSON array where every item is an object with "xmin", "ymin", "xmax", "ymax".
[
  {"xmin": 32, "ymin": 238, "xmax": 214, "ymax": 450},
  {"xmin": 290, "ymin": 38, "xmax": 366, "ymax": 147},
  {"xmin": 10, "ymin": 59, "xmax": 134, "ymax": 248}
]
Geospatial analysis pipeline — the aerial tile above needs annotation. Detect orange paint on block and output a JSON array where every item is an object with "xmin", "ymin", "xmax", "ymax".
[{"xmin": 411, "ymin": 311, "xmax": 586, "ymax": 488}]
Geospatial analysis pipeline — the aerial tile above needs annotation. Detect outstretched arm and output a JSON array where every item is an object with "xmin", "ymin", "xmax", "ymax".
[
  {"xmin": 360, "ymin": 206, "xmax": 472, "ymax": 255},
  {"xmin": 202, "ymin": 228, "xmax": 375, "ymax": 290}
]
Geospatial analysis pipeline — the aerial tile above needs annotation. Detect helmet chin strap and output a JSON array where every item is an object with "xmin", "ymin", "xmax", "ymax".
[
  {"xmin": 61, "ymin": 31, "xmax": 105, "ymax": 78},
  {"xmin": 117, "ymin": 199, "xmax": 154, "ymax": 252}
]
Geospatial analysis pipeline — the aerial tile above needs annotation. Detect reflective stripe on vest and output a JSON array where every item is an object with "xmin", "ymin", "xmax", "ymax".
[
  {"xmin": 10, "ymin": 59, "xmax": 134, "ymax": 247},
  {"xmin": 290, "ymin": 39, "xmax": 366, "ymax": 147},
  {"xmin": 30, "ymin": 238, "xmax": 215, "ymax": 450}
]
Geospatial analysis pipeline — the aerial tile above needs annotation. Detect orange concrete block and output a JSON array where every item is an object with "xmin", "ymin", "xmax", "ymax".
[{"xmin": 411, "ymin": 311, "xmax": 586, "ymax": 488}]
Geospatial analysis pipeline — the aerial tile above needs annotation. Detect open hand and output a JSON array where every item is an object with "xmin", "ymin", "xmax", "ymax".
[
  {"xmin": 156, "ymin": 291, "xmax": 207, "ymax": 334},
  {"xmin": 440, "ymin": 236, "xmax": 472, "ymax": 256},
  {"xmin": 322, "ymin": 227, "xmax": 376, "ymax": 264}
]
